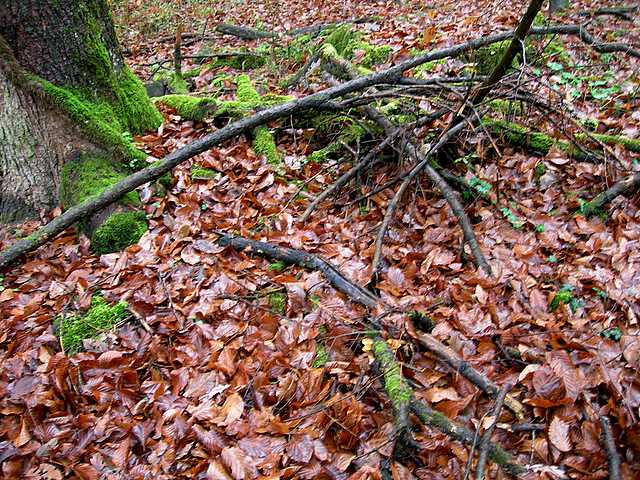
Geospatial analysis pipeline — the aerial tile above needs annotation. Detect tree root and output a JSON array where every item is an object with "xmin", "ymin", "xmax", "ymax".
[{"xmin": 321, "ymin": 49, "xmax": 492, "ymax": 276}]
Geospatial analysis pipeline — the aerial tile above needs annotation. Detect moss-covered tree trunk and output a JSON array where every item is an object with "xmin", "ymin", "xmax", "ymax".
[{"xmin": 0, "ymin": 0, "xmax": 162, "ymax": 252}]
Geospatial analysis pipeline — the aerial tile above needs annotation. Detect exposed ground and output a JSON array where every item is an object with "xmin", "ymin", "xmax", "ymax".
[{"xmin": 1, "ymin": 0, "xmax": 640, "ymax": 479}]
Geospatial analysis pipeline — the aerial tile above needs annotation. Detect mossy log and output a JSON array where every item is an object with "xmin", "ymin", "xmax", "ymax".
[
  {"xmin": 483, "ymin": 119, "xmax": 640, "ymax": 158},
  {"xmin": 60, "ymin": 155, "xmax": 147, "ymax": 254}
]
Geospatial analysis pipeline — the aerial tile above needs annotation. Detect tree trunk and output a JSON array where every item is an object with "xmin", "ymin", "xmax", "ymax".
[{"xmin": 0, "ymin": 0, "xmax": 162, "ymax": 252}]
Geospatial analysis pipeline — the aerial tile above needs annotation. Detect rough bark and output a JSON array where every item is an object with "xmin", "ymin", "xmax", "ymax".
[
  {"xmin": 0, "ymin": 0, "xmax": 159, "ymax": 252},
  {"xmin": 0, "ymin": 0, "xmax": 123, "ymax": 91},
  {"xmin": 0, "ymin": 38, "xmax": 100, "ymax": 222}
]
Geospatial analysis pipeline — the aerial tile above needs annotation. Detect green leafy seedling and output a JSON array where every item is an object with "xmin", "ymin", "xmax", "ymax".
[
  {"xmin": 600, "ymin": 327, "xmax": 622, "ymax": 342},
  {"xmin": 549, "ymin": 284, "xmax": 575, "ymax": 312},
  {"xmin": 501, "ymin": 207, "xmax": 525, "ymax": 229}
]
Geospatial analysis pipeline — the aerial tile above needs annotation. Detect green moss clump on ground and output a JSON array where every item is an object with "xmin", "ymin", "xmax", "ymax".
[
  {"xmin": 269, "ymin": 292, "xmax": 287, "ymax": 314},
  {"xmin": 60, "ymin": 155, "xmax": 147, "ymax": 253},
  {"xmin": 54, "ymin": 295, "xmax": 129, "ymax": 354},
  {"xmin": 167, "ymin": 73, "xmax": 189, "ymax": 94},
  {"xmin": 191, "ymin": 166, "xmax": 220, "ymax": 180},
  {"xmin": 312, "ymin": 342, "xmax": 328, "ymax": 368},
  {"xmin": 91, "ymin": 211, "xmax": 147, "ymax": 255},
  {"xmin": 372, "ymin": 338, "xmax": 412, "ymax": 412}
]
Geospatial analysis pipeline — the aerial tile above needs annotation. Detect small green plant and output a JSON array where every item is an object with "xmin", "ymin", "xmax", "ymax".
[
  {"xmin": 268, "ymin": 260, "xmax": 286, "ymax": 272},
  {"xmin": 501, "ymin": 207, "xmax": 525, "ymax": 229},
  {"xmin": 268, "ymin": 292, "xmax": 286, "ymax": 314},
  {"xmin": 468, "ymin": 176, "xmax": 492, "ymax": 198},
  {"xmin": 0, "ymin": 275, "xmax": 4, "ymax": 292},
  {"xmin": 534, "ymin": 162, "xmax": 547, "ymax": 180},
  {"xmin": 593, "ymin": 288, "xmax": 608, "ymax": 300},
  {"xmin": 549, "ymin": 284, "xmax": 583, "ymax": 313},
  {"xmin": 312, "ymin": 342, "xmax": 329, "ymax": 368},
  {"xmin": 546, "ymin": 255, "xmax": 558, "ymax": 263},
  {"xmin": 535, "ymin": 224, "xmax": 545, "ymax": 233},
  {"xmin": 600, "ymin": 327, "xmax": 622, "ymax": 342},
  {"xmin": 54, "ymin": 296, "xmax": 129, "ymax": 354}
]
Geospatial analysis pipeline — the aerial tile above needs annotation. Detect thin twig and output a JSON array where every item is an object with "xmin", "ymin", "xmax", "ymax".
[{"xmin": 476, "ymin": 384, "xmax": 512, "ymax": 480}]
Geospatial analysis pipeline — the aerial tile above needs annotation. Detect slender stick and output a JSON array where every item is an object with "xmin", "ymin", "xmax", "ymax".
[
  {"xmin": 599, "ymin": 415, "xmax": 621, "ymax": 480},
  {"xmin": 476, "ymin": 384, "xmax": 512, "ymax": 480}
]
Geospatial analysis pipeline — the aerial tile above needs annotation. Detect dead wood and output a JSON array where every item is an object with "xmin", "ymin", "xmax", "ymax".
[
  {"xmin": 2, "ymin": 22, "xmax": 638, "ymax": 268},
  {"xmin": 583, "ymin": 172, "xmax": 640, "ymax": 217},
  {"xmin": 214, "ymin": 232, "xmax": 527, "ymax": 476},
  {"xmin": 411, "ymin": 401, "xmax": 527, "ymax": 477},
  {"xmin": 215, "ymin": 23, "xmax": 278, "ymax": 40},
  {"xmin": 599, "ymin": 415, "xmax": 622, "ymax": 480},
  {"xmin": 476, "ymin": 384, "xmax": 512, "ymax": 480}
]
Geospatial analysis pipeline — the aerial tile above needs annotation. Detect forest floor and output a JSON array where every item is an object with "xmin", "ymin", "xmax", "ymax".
[{"xmin": 1, "ymin": 0, "xmax": 640, "ymax": 478}]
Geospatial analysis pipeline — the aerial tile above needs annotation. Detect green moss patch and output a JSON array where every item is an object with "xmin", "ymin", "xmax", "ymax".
[
  {"xmin": 191, "ymin": 166, "xmax": 220, "ymax": 180},
  {"xmin": 54, "ymin": 295, "xmax": 130, "ymax": 354},
  {"xmin": 268, "ymin": 292, "xmax": 287, "ymax": 314},
  {"xmin": 39, "ymin": 79, "xmax": 148, "ymax": 165},
  {"xmin": 312, "ymin": 342, "xmax": 328, "ymax": 368},
  {"xmin": 60, "ymin": 155, "xmax": 147, "ymax": 254},
  {"xmin": 485, "ymin": 119, "xmax": 640, "ymax": 157},
  {"xmin": 154, "ymin": 94, "xmax": 219, "ymax": 121},
  {"xmin": 372, "ymin": 338, "xmax": 412, "ymax": 411},
  {"xmin": 91, "ymin": 211, "xmax": 147, "ymax": 255},
  {"xmin": 60, "ymin": 155, "xmax": 140, "ymax": 208}
]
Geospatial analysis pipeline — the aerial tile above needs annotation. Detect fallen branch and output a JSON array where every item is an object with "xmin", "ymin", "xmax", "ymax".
[
  {"xmin": 476, "ymin": 384, "xmax": 512, "ymax": 480},
  {"xmin": 411, "ymin": 401, "xmax": 526, "ymax": 477},
  {"xmin": 599, "ymin": 415, "xmax": 621, "ymax": 480},
  {"xmin": 321, "ymin": 48, "xmax": 492, "ymax": 275},
  {"xmin": 215, "ymin": 23, "xmax": 278, "ymax": 40},
  {"xmin": 3, "ymin": 22, "xmax": 635, "ymax": 268},
  {"xmin": 216, "ymin": 233, "xmax": 524, "ymax": 420},
  {"xmin": 214, "ymin": 232, "xmax": 526, "ymax": 475},
  {"xmin": 580, "ymin": 5, "xmax": 637, "ymax": 20},
  {"xmin": 582, "ymin": 172, "xmax": 640, "ymax": 217},
  {"xmin": 412, "ymin": 329, "xmax": 525, "ymax": 418}
]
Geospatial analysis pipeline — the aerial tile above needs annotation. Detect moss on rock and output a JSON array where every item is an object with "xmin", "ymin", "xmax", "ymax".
[
  {"xmin": 91, "ymin": 211, "xmax": 147, "ymax": 255},
  {"xmin": 54, "ymin": 295, "xmax": 129, "ymax": 354}
]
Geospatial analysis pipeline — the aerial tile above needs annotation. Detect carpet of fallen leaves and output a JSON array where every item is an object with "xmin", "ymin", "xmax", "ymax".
[{"xmin": 1, "ymin": 0, "xmax": 640, "ymax": 479}]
